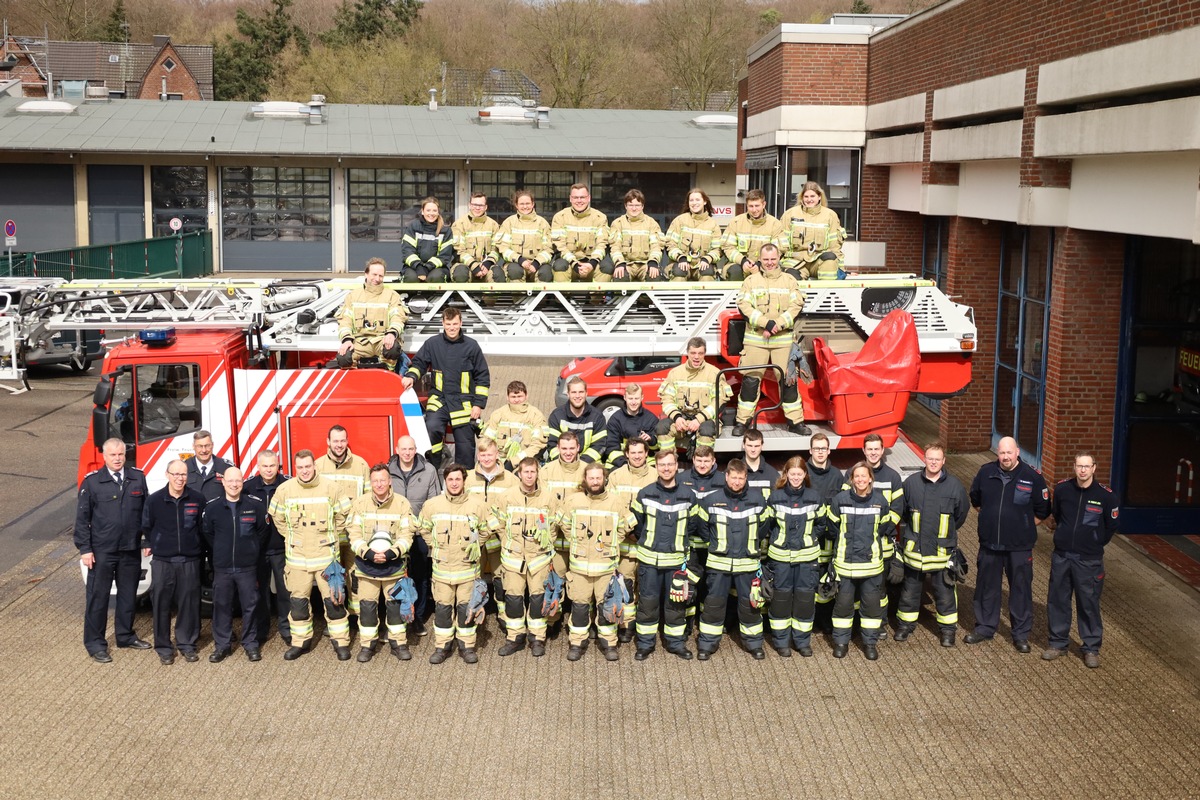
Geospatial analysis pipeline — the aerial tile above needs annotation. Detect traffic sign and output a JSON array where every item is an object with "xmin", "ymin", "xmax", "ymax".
[
  {"xmin": 3, "ymin": 220, "xmax": 14, "ymax": 237},
  {"xmin": 169, "ymin": 217, "xmax": 183, "ymax": 232},
  {"xmin": 4, "ymin": 236, "xmax": 14, "ymax": 248}
]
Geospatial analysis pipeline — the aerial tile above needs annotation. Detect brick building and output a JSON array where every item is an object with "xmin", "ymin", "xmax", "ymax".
[
  {"xmin": 741, "ymin": 3, "xmax": 1200, "ymax": 532},
  {"xmin": 1, "ymin": 35, "xmax": 212, "ymax": 100}
]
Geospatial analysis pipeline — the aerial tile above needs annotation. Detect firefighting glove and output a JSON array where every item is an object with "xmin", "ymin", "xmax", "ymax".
[
  {"xmin": 816, "ymin": 562, "xmax": 838, "ymax": 602},
  {"xmin": 944, "ymin": 548, "xmax": 969, "ymax": 586},
  {"xmin": 749, "ymin": 565, "xmax": 773, "ymax": 610},
  {"xmin": 335, "ymin": 349, "xmax": 354, "ymax": 369},
  {"xmin": 742, "ymin": 258, "xmax": 754, "ymax": 272},
  {"xmin": 321, "ymin": 560, "xmax": 348, "ymax": 606},
  {"xmin": 465, "ymin": 540, "xmax": 481, "ymax": 563},
  {"xmin": 668, "ymin": 568, "xmax": 692, "ymax": 605},
  {"xmin": 887, "ymin": 554, "xmax": 906, "ymax": 585},
  {"xmin": 601, "ymin": 573, "xmax": 630, "ymax": 624},
  {"xmin": 382, "ymin": 338, "xmax": 404, "ymax": 361},
  {"xmin": 542, "ymin": 569, "xmax": 566, "ymax": 619},
  {"xmin": 535, "ymin": 515, "xmax": 554, "ymax": 551},
  {"xmin": 388, "ymin": 576, "xmax": 418, "ymax": 623},
  {"xmin": 467, "ymin": 577, "xmax": 489, "ymax": 624},
  {"xmin": 763, "ymin": 320, "xmax": 778, "ymax": 335}
]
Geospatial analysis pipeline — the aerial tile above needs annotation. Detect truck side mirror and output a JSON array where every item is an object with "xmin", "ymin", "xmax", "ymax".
[
  {"xmin": 92, "ymin": 376, "xmax": 113, "ymax": 407},
  {"xmin": 92, "ymin": 405, "xmax": 109, "ymax": 445}
]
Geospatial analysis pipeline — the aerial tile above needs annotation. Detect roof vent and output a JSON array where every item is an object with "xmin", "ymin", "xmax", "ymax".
[
  {"xmin": 249, "ymin": 100, "xmax": 325, "ymax": 124},
  {"xmin": 691, "ymin": 114, "xmax": 737, "ymax": 127},
  {"xmin": 477, "ymin": 105, "xmax": 550, "ymax": 127}
]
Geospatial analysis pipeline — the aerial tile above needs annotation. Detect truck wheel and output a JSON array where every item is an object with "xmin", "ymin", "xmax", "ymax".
[
  {"xmin": 595, "ymin": 397, "xmax": 623, "ymax": 423},
  {"xmin": 70, "ymin": 354, "xmax": 92, "ymax": 373}
]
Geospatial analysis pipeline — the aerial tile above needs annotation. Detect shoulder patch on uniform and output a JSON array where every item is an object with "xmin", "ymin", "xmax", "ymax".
[
  {"xmin": 1042, "ymin": 487, "xmax": 1049, "ymax": 500},
  {"xmin": 1110, "ymin": 508, "xmax": 1119, "ymax": 520}
]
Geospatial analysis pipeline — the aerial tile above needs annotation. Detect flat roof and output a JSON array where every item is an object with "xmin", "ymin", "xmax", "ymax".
[{"xmin": 0, "ymin": 97, "xmax": 736, "ymax": 163}]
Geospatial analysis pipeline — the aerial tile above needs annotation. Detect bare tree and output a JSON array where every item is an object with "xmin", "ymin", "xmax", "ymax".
[
  {"xmin": 517, "ymin": 0, "xmax": 627, "ymax": 108},
  {"xmin": 650, "ymin": 0, "xmax": 749, "ymax": 110}
]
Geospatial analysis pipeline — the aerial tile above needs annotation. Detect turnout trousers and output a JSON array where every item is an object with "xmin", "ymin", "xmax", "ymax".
[
  {"xmin": 697, "ymin": 570, "xmax": 762, "ymax": 653},
  {"xmin": 767, "ymin": 559, "xmax": 820, "ymax": 649},
  {"xmin": 634, "ymin": 563, "xmax": 687, "ymax": 651},
  {"xmin": 832, "ymin": 573, "xmax": 883, "ymax": 646}
]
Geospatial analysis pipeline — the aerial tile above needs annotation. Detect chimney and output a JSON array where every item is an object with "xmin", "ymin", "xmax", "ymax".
[
  {"xmin": 307, "ymin": 94, "xmax": 325, "ymax": 124},
  {"xmin": 153, "ymin": 35, "xmax": 170, "ymax": 49},
  {"xmin": 427, "ymin": 87, "xmax": 438, "ymax": 111}
]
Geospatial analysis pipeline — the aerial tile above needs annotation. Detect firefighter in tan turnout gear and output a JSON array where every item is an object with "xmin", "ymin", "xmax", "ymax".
[
  {"xmin": 656, "ymin": 336, "xmax": 732, "ymax": 455},
  {"xmin": 335, "ymin": 257, "xmax": 407, "ymax": 368},
  {"xmin": 315, "ymin": 424, "xmax": 371, "ymax": 613},
  {"xmin": 607, "ymin": 189, "xmax": 664, "ymax": 282},
  {"xmin": 733, "ymin": 243, "xmax": 810, "ymax": 436},
  {"xmin": 495, "ymin": 458, "xmax": 558, "ymax": 657},
  {"xmin": 482, "ymin": 381, "xmax": 549, "ymax": 471},
  {"xmin": 267, "ymin": 449, "xmax": 354, "ymax": 661},
  {"xmin": 779, "ymin": 181, "xmax": 845, "ymax": 280},
  {"xmin": 721, "ymin": 188, "xmax": 784, "ymax": 281},
  {"xmin": 556, "ymin": 462, "xmax": 636, "ymax": 661},
  {"xmin": 550, "ymin": 184, "xmax": 610, "ymax": 282},
  {"xmin": 347, "ymin": 464, "xmax": 417, "ymax": 662},
  {"xmin": 417, "ymin": 464, "xmax": 494, "ymax": 664},
  {"xmin": 608, "ymin": 439, "xmax": 656, "ymax": 642}
]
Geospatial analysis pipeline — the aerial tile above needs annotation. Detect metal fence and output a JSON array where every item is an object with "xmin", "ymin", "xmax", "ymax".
[{"xmin": 4, "ymin": 231, "xmax": 213, "ymax": 280}]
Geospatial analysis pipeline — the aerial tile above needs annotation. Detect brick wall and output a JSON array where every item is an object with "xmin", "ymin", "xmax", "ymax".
[
  {"xmin": 859, "ymin": 165, "xmax": 921, "ymax": 269},
  {"xmin": 868, "ymin": 0, "xmax": 1200, "ymax": 104},
  {"xmin": 136, "ymin": 44, "xmax": 203, "ymax": 101},
  {"xmin": 938, "ymin": 216, "xmax": 1003, "ymax": 452},
  {"xmin": 747, "ymin": 42, "xmax": 868, "ymax": 114},
  {"xmin": 1040, "ymin": 228, "xmax": 1125, "ymax": 484}
]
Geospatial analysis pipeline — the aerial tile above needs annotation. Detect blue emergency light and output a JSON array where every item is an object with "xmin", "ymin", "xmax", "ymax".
[{"xmin": 138, "ymin": 328, "xmax": 176, "ymax": 347}]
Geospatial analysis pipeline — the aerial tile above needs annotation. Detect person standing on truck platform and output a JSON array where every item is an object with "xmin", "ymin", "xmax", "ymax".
[
  {"xmin": 76, "ymin": 438, "xmax": 151, "ymax": 663},
  {"xmin": 550, "ymin": 184, "xmax": 611, "ymax": 283},
  {"xmin": 201, "ymin": 466, "xmax": 269, "ymax": 663},
  {"xmin": 142, "ymin": 459, "xmax": 206, "ymax": 665},
  {"xmin": 483, "ymin": 380, "xmax": 549, "ymax": 472},
  {"xmin": 605, "ymin": 383, "xmax": 659, "ymax": 469},
  {"xmin": 608, "ymin": 189, "xmax": 664, "ymax": 282},
  {"xmin": 721, "ymin": 188, "xmax": 784, "ymax": 281},
  {"xmin": 967, "ymin": 436, "xmax": 1050, "ymax": 654},
  {"xmin": 399, "ymin": 197, "xmax": 454, "ymax": 283},
  {"xmin": 733, "ymin": 243, "xmax": 810, "ymax": 438},
  {"xmin": 656, "ymin": 336, "xmax": 732, "ymax": 457},
  {"xmin": 1042, "ymin": 453, "xmax": 1119, "ymax": 669},
  {"xmin": 244, "ymin": 450, "xmax": 292, "ymax": 646},
  {"xmin": 336, "ymin": 257, "xmax": 407, "ymax": 369},
  {"xmin": 347, "ymin": 463, "xmax": 417, "ymax": 663},
  {"xmin": 665, "ymin": 189, "xmax": 725, "ymax": 282},
  {"xmin": 402, "ymin": 306, "xmax": 491, "ymax": 470},
  {"xmin": 546, "ymin": 376, "xmax": 608, "ymax": 465},
  {"xmin": 895, "ymin": 442, "xmax": 970, "ymax": 648},
  {"xmin": 269, "ymin": 449, "xmax": 354, "ymax": 661},
  {"xmin": 451, "ymin": 192, "xmax": 502, "ymax": 283},
  {"xmin": 779, "ymin": 181, "xmax": 845, "ymax": 280},
  {"xmin": 388, "ymin": 435, "xmax": 442, "ymax": 636},
  {"xmin": 187, "ymin": 429, "xmax": 231, "ymax": 502},
  {"xmin": 496, "ymin": 190, "xmax": 554, "ymax": 282}
]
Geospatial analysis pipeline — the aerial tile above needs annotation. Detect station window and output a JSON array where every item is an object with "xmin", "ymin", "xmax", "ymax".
[
  {"xmin": 348, "ymin": 168, "xmax": 454, "ymax": 242},
  {"xmin": 151, "ymin": 166, "xmax": 208, "ymax": 237},
  {"xmin": 221, "ymin": 166, "xmax": 331, "ymax": 243},
  {"xmin": 993, "ymin": 225, "xmax": 1052, "ymax": 466},
  {"xmin": 471, "ymin": 170, "xmax": 574, "ymax": 224},
  {"xmin": 1119, "ymin": 238, "xmax": 1200, "ymax": 512},
  {"xmin": 785, "ymin": 148, "xmax": 861, "ymax": 240},
  {"xmin": 590, "ymin": 172, "xmax": 693, "ymax": 231}
]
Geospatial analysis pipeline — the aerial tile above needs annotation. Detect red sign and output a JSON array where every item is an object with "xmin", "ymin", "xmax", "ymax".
[
  {"xmin": 1179, "ymin": 346, "xmax": 1200, "ymax": 378},
  {"xmin": 3, "ymin": 220, "xmax": 14, "ymax": 237}
]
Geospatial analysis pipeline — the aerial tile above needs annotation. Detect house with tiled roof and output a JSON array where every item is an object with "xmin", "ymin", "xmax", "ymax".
[{"xmin": 0, "ymin": 35, "xmax": 212, "ymax": 100}]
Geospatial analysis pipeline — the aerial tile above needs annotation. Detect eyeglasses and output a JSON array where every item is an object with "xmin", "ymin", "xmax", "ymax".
[
  {"xmin": 810, "ymin": 447, "xmax": 829, "ymax": 452},
  {"xmin": 166, "ymin": 471, "xmax": 188, "ymax": 478}
]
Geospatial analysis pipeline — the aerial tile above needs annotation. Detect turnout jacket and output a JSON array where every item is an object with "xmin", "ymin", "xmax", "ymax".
[
  {"xmin": 737, "ymin": 268, "xmax": 806, "ymax": 349},
  {"xmin": 693, "ymin": 484, "xmax": 771, "ymax": 573},
  {"xmin": 970, "ymin": 459, "xmax": 1050, "ymax": 551},
  {"xmin": 608, "ymin": 213, "xmax": 663, "ymax": 265},
  {"xmin": 399, "ymin": 216, "xmax": 453, "ymax": 269},
  {"xmin": 779, "ymin": 203, "xmax": 845, "ymax": 276},
  {"xmin": 336, "ymin": 282, "xmax": 406, "ymax": 344},
  {"xmin": 451, "ymin": 213, "xmax": 500, "ymax": 268},
  {"xmin": 243, "ymin": 473, "xmax": 290, "ymax": 555},
  {"xmin": 660, "ymin": 360, "xmax": 731, "ymax": 423},
  {"xmin": 605, "ymin": 406, "xmax": 660, "ymax": 465},
  {"xmin": 465, "ymin": 466, "xmax": 520, "ymax": 558},
  {"xmin": 347, "ymin": 491, "xmax": 415, "ymax": 579},
  {"xmin": 497, "ymin": 212, "xmax": 553, "ymax": 265},
  {"xmin": 721, "ymin": 213, "xmax": 784, "ymax": 265},
  {"xmin": 679, "ymin": 465, "xmax": 725, "ymax": 551},
  {"xmin": 826, "ymin": 488, "xmax": 895, "ymax": 579},
  {"xmin": 900, "ymin": 470, "xmax": 970, "ymax": 571},
  {"xmin": 406, "ymin": 331, "xmax": 491, "ymax": 416},
  {"xmin": 665, "ymin": 211, "xmax": 723, "ymax": 264},
  {"xmin": 315, "ymin": 449, "xmax": 371, "ymax": 500},
  {"xmin": 1052, "ymin": 480, "xmax": 1119, "ymax": 557},
  {"xmin": 845, "ymin": 461, "xmax": 905, "ymax": 559},
  {"xmin": 765, "ymin": 484, "xmax": 827, "ymax": 563},
  {"xmin": 550, "ymin": 206, "xmax": 609, "ymax": 262},
  {"xmin": 495, "ymin": 482, "xmax": 558, "ymax": 575},
  {"xmin": 267, "ymin": 475, "xmax": 352, "ymax": 570},
  {"xmin": 632, "ymin": 480, "xmax": 695, "ymax": 567},
  {"xmin": 201, "ymin": 494, "xmax": 269, "ymax": 570},
  {"xmin": 546, "ymin": 402, "xmax": 608, "ymax": 464},
  {"xmin": 745, "ymin": 459, "xmax": 780, "ymax": 504},
  {"xmin": 556, "ymin": 489, "xmax": 635, "ymax": 576},
  {"xmin": 484, "ymin": 402, "xmax": 550, "ymax": 467},
  {"xmin": 417, "ymin": 491, "xmax": 494, "ymax": 584},
  {"xmin": 142, "ymin": 486, "xmax": 206, "ymax": 560},
  {"xmin": 75, "ymin": 466, "xmax": 148, "ymax": 554}
]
